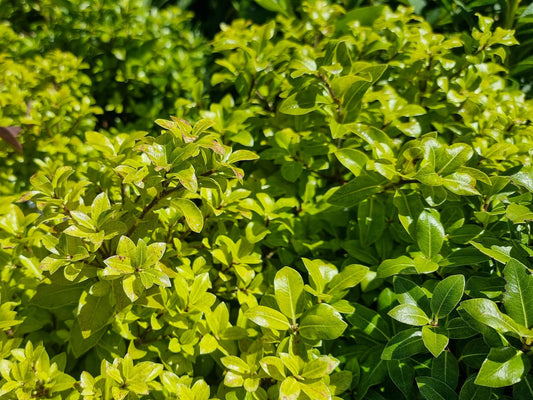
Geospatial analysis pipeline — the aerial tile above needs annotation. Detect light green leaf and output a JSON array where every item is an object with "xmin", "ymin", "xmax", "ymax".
[
  {"xmin": 326, "ymin": 264, "xmax": 368, "ymax": 297},
  {"xmin": 388, "ymin": 304, "xmax": 430, "ymax": 326},
  {"xmin": 245, "ymin": 306, "xmax": 291, "ymax": 331},
  {"xmin": 260, "ymin": 356, "xmax": 286, "ymax": 381},
  {"xmin": 300, "ymin": 380, "xmax": 331, "ymax": 400},
  {"xmin": 416, "ymin": 210, "xmax": 445, "ymax": 259},
  {"xmin": 221, "ymin": 356, "xmax": 250, "ymax": 374},
  {"xmin": 335, "ymin": 148, "xmax": 368, "ymax": 176},
  {"xmin": 503, "ymin": 259, "xmax": 533, "ymax": 329},
  {"xmin": 227, "ymin": 150, "xmax": 259, "ymax": 164},
  {"xmin": 145, "ymin": 242, "xmax": 166, "ymax": 266},
  {"xmin": 436, "ymin": 144, "xmax": 473, "ymax": 176},
  {"xmin": 460, "ymin": 298, "xmax": 528, "ymax": 337},
  {"xmin": 299, "ymin": 304, "xmax": 347, "ymax": 341},
  {"xmin": 422, "ymin": 325, "xmax": 449, "ymax": 358},
  {"xmin": 279, "ymin": 376, "xmax": 300, "ymax": 400},
  {"xmin": 377, "ymin": 256, "xmax": 417, "ymax": 278},
  {"xmin": 475, "ymin": 347, "xmax": 530, "ymax": 388},
  {"xmin": 102, "ymin": 255, "xmax": 135, "ymax": 278},
  {"xmin": 173, "ymin": 198, "xmax": 204, "ymax": 233},
  {"xmin": 117, "ymin": 236, "xmax": 137, "ymax": 263},
  {"xmin": 274, "ymin": 267, "xmax": 305, "ymax": 323},
  {"xmin": 301, "ymin": 356, "xmax": 339, "ymax": 379},
  {"xmin": 506, "ymin": 203, "xmax": 533, "ymax": 224}
]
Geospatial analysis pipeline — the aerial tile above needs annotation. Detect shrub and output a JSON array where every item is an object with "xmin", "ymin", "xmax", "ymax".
[
  {"xmin": 0, "ymin": 0, "xmax": 208, "ymax": 130},
  {"xmin": 1, "ymin": 2, "xmax": 533, "ymax": 399}
]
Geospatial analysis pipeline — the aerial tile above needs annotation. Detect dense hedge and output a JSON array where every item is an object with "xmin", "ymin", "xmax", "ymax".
[{"xmin": 1, "ymin": 1, "xmax": 533, "ymax": 399}]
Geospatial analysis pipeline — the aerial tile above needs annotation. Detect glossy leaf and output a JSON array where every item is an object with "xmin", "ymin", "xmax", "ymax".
[
  {"xmin": 299, "ymin": 304, "xmax": 347, "ymax": 341},
  {"xmin": 274, "ymin": 267, "xmax": 305, "ymax": 323},
  {"xmin": 475, "ymin": 347, "xmax": 530, "ymax": 388},
  {"xmin": 431, "ymin": 275, "xmax": 465, "ymax": 320}
]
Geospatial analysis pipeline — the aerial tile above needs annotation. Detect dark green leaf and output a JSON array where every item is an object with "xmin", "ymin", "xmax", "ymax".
[
  {"xmin": 381, "ymin": 328, "xmax": 426, "ymax": 360},
  {"xmin": 431, "ymin": 275, "xmax": 465, "ymax": 320},
  {"xmin": 416, "ymin": 376, "xmax": 458, "ymax": 400}
]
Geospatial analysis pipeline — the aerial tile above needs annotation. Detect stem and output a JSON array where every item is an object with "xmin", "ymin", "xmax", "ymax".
[
  {"xmin": 319, "ymin": 73, "xmax": 343, "ymax": 122},
  {"xmin": 126, "ymin": 186, "xmax": 182, "ymax": 237}
]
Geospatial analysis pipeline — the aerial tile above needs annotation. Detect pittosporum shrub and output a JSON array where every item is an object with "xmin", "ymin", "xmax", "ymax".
[
  {"xmin": 1, "ymin": 1, "xmax": 533, "ymax": 399},
  {"xmin": 0, "ymin": 0, "xmax": 208, "ymax": 130}
]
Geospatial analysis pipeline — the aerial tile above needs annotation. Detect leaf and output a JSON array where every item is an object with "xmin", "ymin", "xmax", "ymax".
[
  {"xmin": 431, "ymin": 275, "xmax": 465, "ymax": 320},
  {"xmin": 77, "ymin": 292, "xmax": 113, "ymax": 339},
  {"xmin": 91, "ymin": 192, "xmax": 111, "ymax": 224},
  {"xmin": 245, "ymin": 306, "xmax": 291, "ymax": 331},
  {"xmin": 174, "ymin": 164, "xmax": 198, "ymax": 192},
  {"xmin": 514, "ymin": 375, "xmax": 533, "ymax": 400},
  {"xmin": 279, "ymin": 376, "xmax": 301, "ymax": 400},
  {"xmin": 300, "ymin": 380, "xmax": 332, "ymax": 400},
  {"xmin": 503, "ymin": 259, "xmax": 533, "ymax": 329},
  {"xmin": 102, "ymin": 255, "xmax": 134, "ymax": 278},
  {"xmin": 31, "ymin": 280, "xmax": 88, "ymax": 309},
  {"xmin": 299, "ymin": 304, "xmax": 347, "ymax": 341},
  {"xmin": 422, "ymin": 326, "xmax": 449, "ymax": 358},
  {"xmin": 416, "ymin": 210, "xmax": 445, "ymax": 259},
  {"xmin": 381, "ymin": 328, "xmax": 426, "ymax": 360},
  {"xmin": 145, "ymin": 242, "xmax": 166, "ymax": 266},
  {"xmin": 335, "ymin": 148, "xmax": 368, "ymax": 176},
  {"xmin": 260, "ymin": 356, "xmax": 286, "ymax": 381},
  {"xmin": 301, "ymin": 356, "xmax": 339, "ymax": 379},
  {"xmin": 448, "ymin": 225, "xmax": 483, "ymax": 244},
  {"xmin": 326, "ymin": 264, "xmax": 368, "ymax": 297},
  {"xmin": 221, "ymin": 356, "xmax": 250, "ymax": 374},
  {"xmin": 377, "ymin": 256, "xmax": 417, "ymax": 278},
  {"xmin": 506, "ymin": 203, "xmax": 533, "ymax": 223},
  {"xmin": 227, "ymin": 150, "xmax": 259, "ymax": 164},
  {"xmin": 342, "ymin": 65, "xmax": 387, "ymax": 123},
  {"xmin": 394, "ymin": 276, "xmax": 430, "ymax": 312},
  {"xmin": 358, "ymin": 197, "xmax": 385, "ymax": 246},
  {"xmin": 328, "ymin": 172, "xmax": 386, "ymax": 207},
  {"xmin": 388, "ymin": 304, "xmax": 430, "ymax": 326},
  {"xmin": 475, "ymin": 347, "xmax": 530, "ymax": 388},
  {"xmin": 460, "ymin": 298, "xmax": 527, "ymax": 336},
  {"xmin": 70, "ymin": 320, "xmax": 106, "ymax": 358},
  {"xmin": 458, "ymin": 376, "xmax": 492, "ymax": 400},
  {"xmin": 281, "ymin": 161, "xmax": 304, "ymax": 182},
  {"xmin": 436, "ymin": 144, "xmax": 473, "ymax": 176},
  {"xmin": 117, "ymin": 236, "xmax": 137, "ymax": 263},
  {"xmin": 388, "ymin": 360, "xmax": 415, "ymax": 397},
  {"xmin": 173, "ymin": 198, "xmax": 204, "ymax": 233},
  {"xmin": 274, "ymin": 267, "xmax": 305, "ymax": 323},
  {"xmin": 432, "ymin": 352, "xmax": 459, "ymax": 389},
  {"xmin": 346, "ymin": 303, "xmax": 391, "ymax": 342},
  {"xmin": 416, "ymin": 376, "xmax": 458, "ymax": 400}
]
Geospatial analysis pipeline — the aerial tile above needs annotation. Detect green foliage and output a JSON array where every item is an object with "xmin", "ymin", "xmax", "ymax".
[
  {"xmin": 0, "ymin": 0, "xmax": 208, "ymax": 129},
  {"xmin": 1, "ymin": 1, "xmax": 533, "ymax": 399}
]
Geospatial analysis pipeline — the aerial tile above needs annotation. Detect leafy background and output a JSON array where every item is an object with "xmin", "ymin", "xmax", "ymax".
[{"xmin": 0, "ymin": 0, "xmax": 533, "ymax": 399}]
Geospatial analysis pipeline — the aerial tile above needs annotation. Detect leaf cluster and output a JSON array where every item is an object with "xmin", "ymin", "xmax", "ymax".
[{"xmin": 0, "ymin": 1, "xmax": 533, "ymax": 400}]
